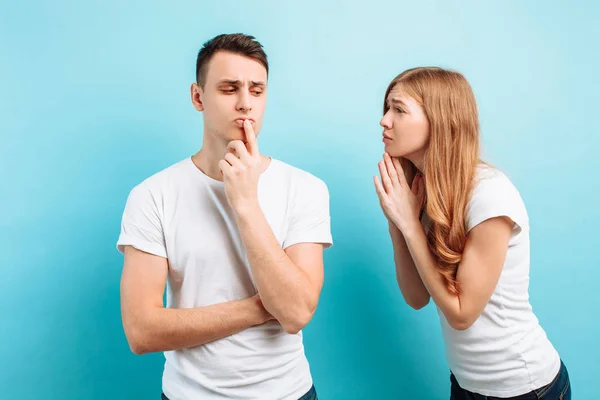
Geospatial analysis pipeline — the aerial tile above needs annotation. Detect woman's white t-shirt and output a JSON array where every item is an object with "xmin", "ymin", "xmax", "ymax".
[{"xmin": 437, "ymin": 165, "xmax": 561, "ymax": 397}]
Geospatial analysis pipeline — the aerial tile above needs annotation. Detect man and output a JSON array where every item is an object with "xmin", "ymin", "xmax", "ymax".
[{"xmin": 117, "ymin": 33, "xmax": 332, "ymax": 400}]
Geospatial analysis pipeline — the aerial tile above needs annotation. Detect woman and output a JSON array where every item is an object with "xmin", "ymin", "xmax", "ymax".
[{"xmin": 374, "ymin": 67, "xmax": 571, "ymax": 399}]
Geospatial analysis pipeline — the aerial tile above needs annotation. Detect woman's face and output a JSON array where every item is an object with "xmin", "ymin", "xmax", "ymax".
[{"xmin": 380, "ymin": 85, "xmax": 430, "ymax": 163}]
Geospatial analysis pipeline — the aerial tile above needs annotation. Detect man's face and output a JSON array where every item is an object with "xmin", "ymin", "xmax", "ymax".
[{"xmin": 192, "ymin": 51, "xmax": 267, "ymax": 144}]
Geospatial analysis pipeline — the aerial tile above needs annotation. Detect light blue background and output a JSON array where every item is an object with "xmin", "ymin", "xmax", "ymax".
[{"xmin": 2, "ymin": 1, "xmax": 598, "ymax": 399}]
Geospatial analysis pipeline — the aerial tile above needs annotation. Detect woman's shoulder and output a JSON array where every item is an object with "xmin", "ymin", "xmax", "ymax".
[
  {"xmin": 467, "ymin": 163, "xmax": 528, "ymax": 233},
  {"xmin": 473, "ymin": 163, "xmax": 517, "ymax": 194}
]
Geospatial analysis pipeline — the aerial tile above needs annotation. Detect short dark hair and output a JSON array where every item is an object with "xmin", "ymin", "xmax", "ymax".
[{"xmin": 195, "ymin": 33, "xmax": 269, "ymax": 87}]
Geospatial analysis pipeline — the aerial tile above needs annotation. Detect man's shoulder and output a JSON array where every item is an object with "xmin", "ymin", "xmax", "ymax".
[
  {"xmin": 269, "ymin": 158, "xmax": 328, "ymax": 190},
  {"xmin": 128, "ymin": 158, "xmax": 191, "ymax": 196}
]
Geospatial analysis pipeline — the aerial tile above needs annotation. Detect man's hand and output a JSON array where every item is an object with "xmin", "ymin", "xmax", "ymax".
[
  {"xmin": 250, "ymin": 293, "xmax": 276, "ymax": 324},
  {"xmin": 219, "ymin": 119, "xmax": 263, "ymax": 211}
]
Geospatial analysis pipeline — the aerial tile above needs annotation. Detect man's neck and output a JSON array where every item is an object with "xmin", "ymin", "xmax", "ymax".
[
  {"xmin": 192, "ymin": 133, "xmax": 228, "ymax": 181},
  {"xmin": 191, "ymin": 133, "xmax": 270, "ymax": 182}
]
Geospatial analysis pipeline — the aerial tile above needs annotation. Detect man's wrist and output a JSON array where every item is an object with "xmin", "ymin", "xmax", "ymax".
[
  {"xmin": 246, "ymin": 295, "xmax": 272, "ymax": 325},
  {"xmin": 232, "ymin": 199, "xmax": 261, "ymax": 218}
]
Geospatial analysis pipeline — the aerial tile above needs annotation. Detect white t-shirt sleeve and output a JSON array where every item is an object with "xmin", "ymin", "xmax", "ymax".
[
  {"xmin": 283, "ymin": 178, "xmax": 333, "ymax": 249},
  {"xmin": 466, "ymin": 170, "xmax": 528, "ymax": 235},
  {"xmin": 116, "ymin": 182, "xmax": 167, "ymax": 258}
]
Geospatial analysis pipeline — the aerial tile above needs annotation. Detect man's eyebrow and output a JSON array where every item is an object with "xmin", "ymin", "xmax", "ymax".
[
  {"xmin": 217, "ymin": 79, "xmax": 241, "ymax": 85},
  {"xmin": 216, "ymin": 79, "xmax": 266, "ymax": 87}
]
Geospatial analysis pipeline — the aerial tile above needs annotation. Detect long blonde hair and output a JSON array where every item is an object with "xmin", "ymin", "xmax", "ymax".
[{"xmin": 384, "ymin": 67, "xmax": 480, "ymax": 295}]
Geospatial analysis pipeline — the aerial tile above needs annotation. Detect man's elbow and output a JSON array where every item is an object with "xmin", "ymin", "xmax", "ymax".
[
  {"xmin": 448, "ymin": 315, "xmax": 476, "ymax": 331},
  {"xmin": 123, "ymin": 318, "xmax": 156, "ymax": 355},
  {"xmin": 129, "ymin": 340, "xmax": 149, "ymax": 355},
  {"xmin": 281, "ymin": 317, "xmax": 309, "ymax": 335},
  {"xmin": 125, "ymin": 328, "xmax": 151, "ymax": 355},
  {"xmin": 282, "ymin": 322, "xmax": 302, "ymax": 335},
  {"xmin": 281, "ymin": 305, "xmax": 316, "ymax": 334}
]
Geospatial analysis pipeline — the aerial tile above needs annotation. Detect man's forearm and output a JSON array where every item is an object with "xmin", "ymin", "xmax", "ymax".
[
  {"xmin": 124, "ymin": 296, "xmax": 270, "ymax": 354},
  {"xmin": 233, "ymin": 202, "xmax": 317, "ymax": 334}
]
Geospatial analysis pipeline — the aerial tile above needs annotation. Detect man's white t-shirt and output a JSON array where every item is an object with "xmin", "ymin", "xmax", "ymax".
[
  {"xmin": 117, "ymin": 157, "xmax": 333, "ymax": 400},
  {"xmin": 438, "ymin": 165, "xmax": 561, "ymax": 397}
]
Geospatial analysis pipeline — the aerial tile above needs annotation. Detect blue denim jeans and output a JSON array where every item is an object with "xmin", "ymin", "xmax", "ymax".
[
  {"xmin": 450, "ymin": 360, "xmax": 571, "ymax": 400},
  {"xmin": 161, "ymin": 384, "xmax": 318, "ymax": 400}
]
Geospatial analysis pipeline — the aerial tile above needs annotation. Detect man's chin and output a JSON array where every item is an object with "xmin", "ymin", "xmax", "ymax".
[
  {"xmin": 218, "ymin": 135, "xmax": 244, "ymax": 146},
  {"xmin": 226, "ymin": 128, "xmax": 258, "ymax": 142}
]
